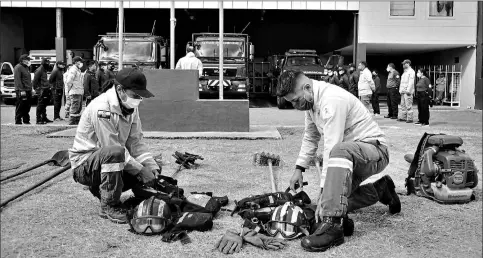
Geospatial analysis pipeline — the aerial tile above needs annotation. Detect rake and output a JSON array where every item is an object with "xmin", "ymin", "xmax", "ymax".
[{"xmin": 253, "ymin": 152, "xmax": 281, "ymax": 192}]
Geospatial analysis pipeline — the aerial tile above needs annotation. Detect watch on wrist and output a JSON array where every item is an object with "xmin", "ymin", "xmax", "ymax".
[{"xmin": 295, "ymin": 165, "xmax": 306, "ymax": 172}]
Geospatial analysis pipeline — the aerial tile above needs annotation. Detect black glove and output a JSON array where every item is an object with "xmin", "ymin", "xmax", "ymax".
[
  {"xmin": 214, "ymin": 230, "xmax": 243, "ymax": 254},
  {"xmin": 136, "ymin": 166, "xmax": 156, "ymax": 187}
]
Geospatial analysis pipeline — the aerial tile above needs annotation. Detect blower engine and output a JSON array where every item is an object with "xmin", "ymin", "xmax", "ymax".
[{"xmin": 405, "ymin": 133, "xmax": 478, "ymax": 204}]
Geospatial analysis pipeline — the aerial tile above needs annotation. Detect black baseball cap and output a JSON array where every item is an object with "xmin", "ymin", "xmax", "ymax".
[
  {"xmin": 116, "ymin": 68, "xmax": 154, "ymax": 98},
  {"xmin": 19, "ymin": 54, "xmax": 32, "ymax": 61},
  {"xmin": 72, "ymin": 56, "xmax": 83, "ymax": 63},
  {"xmin": 98, "ymin": 61, "xmax": 107, "ymax": 66}
]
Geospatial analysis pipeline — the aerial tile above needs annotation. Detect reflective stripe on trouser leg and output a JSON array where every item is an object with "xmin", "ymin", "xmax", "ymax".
[
  {"xmin": 320, "ymin": 158, "xmax": 353, "ymax": 217},
  {"xmin": 69, "ymin": 94, "xmax": 82, "ymax": 117},
  {"xmin": 100, "ymin": 171, "xmax": 124, "ymax": 206}
]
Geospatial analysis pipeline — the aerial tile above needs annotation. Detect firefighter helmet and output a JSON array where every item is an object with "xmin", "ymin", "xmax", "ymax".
[
  {"xmin": 266, "ymin": 202, "xmax": 310, "ymax": 240},
  {"xmin": 128, "ymin": 196, "xmax": 172, "ymax": 235}
]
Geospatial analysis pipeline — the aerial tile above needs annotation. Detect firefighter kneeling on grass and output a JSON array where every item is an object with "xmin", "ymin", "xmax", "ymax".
[
  {"xmin": 278, "ymin": 70, "xmax": 401, "ymax": 252},
  {"xmin": 69, "ymin": 68, "xmax": 160, "ymax": 224}
]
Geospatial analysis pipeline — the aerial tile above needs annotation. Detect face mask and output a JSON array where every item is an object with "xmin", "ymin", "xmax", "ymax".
[
  {"xmin": 78, "ymin": 63, "xmax": 84, "ymax": 69},
  {"xmin": 328, "ymin": 72, "xmax": 333, "ymax": 76},
  {"xmin": 121, "ymin": 89, "xmax": 143, "ymax": 109},
  {"xmin": 26, "ymin": 61, "xmax": 31, "ymax": 67},
  {"xmin": 292, "ymin": 90, "xmax": 313, "ymax": 111},
  {"xmin": 339, "ymin": 71, "xmax": 344, "ymax": 75},
  {"xmin": 417, "ymin": 73, "xmax": 421, "ymax": 78}
]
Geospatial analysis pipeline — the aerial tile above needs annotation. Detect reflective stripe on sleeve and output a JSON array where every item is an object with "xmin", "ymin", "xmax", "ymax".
[
  {"xmin": 136, "ymin": 153, "xmax": 153, "ymax": 164},
  {"xmin": 101, "ymin": 163, "xmax": 124, "ymax": 173},
  {"xmin": 327, "ymin": 158, "xmax": 353, "ymax": 172}
]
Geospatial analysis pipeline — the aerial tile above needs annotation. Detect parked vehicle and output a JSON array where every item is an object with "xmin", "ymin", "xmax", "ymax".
[
  {"xmin": 0, "ymin": 62, "xmax": 16, "ymax": 105},
  {"xmin": 191, "ymin": 33, "xmax": 253, "ymax": 99}
]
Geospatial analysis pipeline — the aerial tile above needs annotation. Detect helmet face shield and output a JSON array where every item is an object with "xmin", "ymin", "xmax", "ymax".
[
  {"xmin": 265, "ymin": 202, "xmax": 310, "ymax": 240},
  {"xmin": 266, "ymin": 221, "xmax": 300, "ymax": 239},
  {"xmin": 130, "ymin": 216, "xmax": 168, "ymax": 235},
  {"xmin": 128, "ymin": 196, "xmax": 172, "ymax": 235}
]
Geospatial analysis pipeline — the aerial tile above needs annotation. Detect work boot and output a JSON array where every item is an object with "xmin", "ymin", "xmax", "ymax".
[
  {"xmin": 99, "ymin": 203, "xmax": 128, "ymax": 224},
  {"xmin": 312, "ymin": 215, "xmax": 354, "ymax": 237},
  {"xmin": 375, "ymin": 175, "xmax": 401, "ymax": 214},
  {"xmin": 301, "ymin": 217, "xmax": 344, "ymax": 252}
]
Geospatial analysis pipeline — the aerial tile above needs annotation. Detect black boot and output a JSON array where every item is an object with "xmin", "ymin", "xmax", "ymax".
[
  {"xmin": 312, "ymin": 215, "xmax": 354, "ymax": 237},
  {"xmin": 301, "ymin": 217, "xmax": 344, "ymax": 252},
  {"xmin": 375, "ymin": 175, "xmax": 401, "ymax": 214}
]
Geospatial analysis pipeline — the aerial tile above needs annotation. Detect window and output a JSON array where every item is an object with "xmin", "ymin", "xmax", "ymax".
[
  {"xmin": 429, "ymin": 1, "xmax": 453, "ymax": 17},
  {"xmin": 390, "ymin": 1, "xmax": 415, "ymax": 16}
]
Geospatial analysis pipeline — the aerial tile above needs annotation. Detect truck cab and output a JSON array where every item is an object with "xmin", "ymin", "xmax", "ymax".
[
  {"xmin": 271, "ymin": 49, "xmax": 325, "ymax": 109},
  {"xmin": 94, "ymin": 33, "xmax": 167, "ymax": 71},
  {"xmin": 0, "ymin": 62, "xmax": 16, "ymax": 105},
  {"xmin": 191, "ymin": 33, "xmax": 252, "ymax": 99}
]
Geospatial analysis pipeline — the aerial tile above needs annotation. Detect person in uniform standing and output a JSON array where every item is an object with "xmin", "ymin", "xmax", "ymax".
[
  {"xmin": 415, "ymin": 68, "xmax": 431, "ymax": 126},
  {"xmin": 14, "ymin": 54, "xmax": 34, "ymax": 125},
  {"xmin": 398, "ymin": 59, "xmax": 416, "ymax": 123},
  {"xmin": 106, "ymin": 61, "xmax": 117, "ymax": 80},
  {"xmin": 32, "ymin": 58, "xmax": 53, "ymax": 124},
  {"xmin": 69, "ymin": 68, "xmax": 160, "ymax": 224},
  {"xmin": 175, "ymin": 45, "xmax": 203, "ymax": 77},
  {"xmin": 96, "ymin": 61, "xmax": 108, "ymax": 91},
  {"xmin": 49, "ymin": 61, "xmax": 66, "ymax": 121},
  {"xmin": 371, "ymin": 69, "xmax": 381, "ymax": 116},
  {"xmin": 65, "ymin": 56, "xmax": 85, "ymax": 125},
  {"xmin": 357, "ymin": 61, "xmax": 375, "ymax": 112},
  {"xmin": 384, "ymin": 63, "xmax": 401, "ymax": 119},
  {"xmin": 277, "ymin": 70, "xmax": 400, "ymax": 252},
  {"xmin": 83, "ymin": 60, "xmax": 100, "ymax": 106},
  {"xmin": 348, "ymin": 63, "xmax": 359, "ymax": 97},
  {"xmin": 337, "ymin": 66, "xmax": 350, "ymax": 91}
]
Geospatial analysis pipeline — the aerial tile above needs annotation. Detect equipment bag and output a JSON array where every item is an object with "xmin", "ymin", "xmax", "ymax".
[
  {"xmin": 172, "ymin": 212, "xmax": 214, "ymax": 232},
  {"xmin": 186, "ymin": 194, "xmax": 222, "ymax": 216}
]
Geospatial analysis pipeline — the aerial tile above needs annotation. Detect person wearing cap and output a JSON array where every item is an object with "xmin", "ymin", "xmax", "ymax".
[
  {"xmin": 69, "ymin": 68, "xmax": 160, "ymax": 224},
  {"xmin": 33, "ymin": 58, "xmax": 53, "ymax": 124},
  {"xmin": 106, "ymin": 62, "xmax": 117, "ymax": 80},
  {"xmin": 14, "ymin": 54, "xmax": 34, "ymax": 124},
  {"xmin": 65, "ymin": 56, "xmax": 85, "ymax": 125},
  {"xmin": 321, "ymin": 68, "xmax": 330, "ymax": 83},
  {"xmin": 277, "ymin": 70, "xmax": 400, "ymax": 252},
  {"xmin": 175, "ymin": 45, "xmax": 203, "ymax": 77},
  {"xmin": 398, "ymin": 59, "xmax": 415, "ymax": 123},
  {"xmin": 337, "ymin": 66, "xmax": 350, "ymax": 91},
  {"xmin": 328, "ymin": 68, "xmax": 340, "ymax": 86},
  {"xmin": 384, "ymin": 63, "xmax": 401, "ymax": 119},
  {"xmin": 348, "ymin": 63, "xmax": 359, "ymax": 97},
  {"xmin": 83, "ymin": 60, "xmax": 100, "ymax": 106},
  {"xmin": 357, "ymin": 61, "xmax": 375, "ymax": 112},
  {"xmin": 96, "ymin": 61, "xmax": 108, "ymax": 91},
  {"xmin": 49, "ymin": 61, "xmax": 66, "ymax": 121},
  {"xmin": 371, "ymin": 69, "xmax": 381, "ymax": 116}
]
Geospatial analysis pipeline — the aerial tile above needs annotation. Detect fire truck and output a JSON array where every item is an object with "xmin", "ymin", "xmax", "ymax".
[
  {"xmin": 191, "ymin": 33, "xmax": 253, "ymax": 99},
  {"xmin": 94, "ymin": 33, "xmax": 167, "ymax": 70}
]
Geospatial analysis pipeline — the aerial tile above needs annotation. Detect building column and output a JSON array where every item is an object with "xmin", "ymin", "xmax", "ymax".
[
  {"xmin": 475, "ymin": 1, "xmax": 483, "ymax": 110},
  {"xmin": 55, "ymin": 8, "xmax": 66, "ymax": 63},
  {"xmin": 219, "ymin": 0, "xmax": 224, "ymax": 100},
  {"xmin": 170, "ymin": 0, "xmax": 175, "ymax": 69},
  {"xmin": 352, "ymin": 12, "xmax": 358, "ymax": 65},
  {"xmin": 356, "ymin": 43, "xmax": 366, "ymax": 66}
]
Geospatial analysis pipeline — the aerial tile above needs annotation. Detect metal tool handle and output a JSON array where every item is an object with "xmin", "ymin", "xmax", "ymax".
[
  {"xmin": 0, "ymin": 164, "xmax": 71, "ymax": 208},
  {"xmin": 268, "ymin": 159, "xmax": 277, "ymax": 192},
  {"xmin": 315, "ymin": 161, "xmax": 322, "ymax": 188},
  {"xmin": 0, "ymin": 160, "xmax": 51, "ymax": 182}
]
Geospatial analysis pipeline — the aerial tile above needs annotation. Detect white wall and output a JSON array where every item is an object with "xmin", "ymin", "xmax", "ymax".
[{"xmin": 358, "ymin": 1, "xmax": 478, "ymax": 45}]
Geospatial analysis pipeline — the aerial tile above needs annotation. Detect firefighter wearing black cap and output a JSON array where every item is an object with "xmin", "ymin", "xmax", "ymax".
[
  {"xmin": 33, "ymin": 58, "xmax": 53, "ymax": 124},
  {"xmin": 49, "ymin": 61, "xmax": 66, "ymax": 121},
  {"xmin": 69, "ymin": 68, "xmax": 160, "ymax": 224},
  {"xmin": 14, "ymin": 54, "xmax": 33, "ymax": 124}
]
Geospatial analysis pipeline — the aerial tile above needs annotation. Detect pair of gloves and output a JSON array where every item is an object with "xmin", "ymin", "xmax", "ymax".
[
  {"xmin": 214, "ymin": 228, "xmax": 287, "ymax": 254},
  {"xmin": 136, "ymin": 166, "xmax": 161, "ymax": 187}
]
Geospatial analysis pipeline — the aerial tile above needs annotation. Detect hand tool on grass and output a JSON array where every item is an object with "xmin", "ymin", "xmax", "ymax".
[
  {"xmin": 0, "ymin": 150, "xmax": 70, "ymax": 183},
  {"xmin": 0, "ymin": 151, "xmax": 71, "ymax": 208},
  {"xmin": 308, "ymin": 154, "xmax": 323, "ymax": 188},
  {"xmin": 253, "ymin": 152, "xmax": 281, "ymax": 192},
  {"xmin": 171, "ymin": 151, "xmax": 203, "ymax": 178},
  {"xmin": 0, "ymin": 162, "xmax": 26, "ymax": 174}
]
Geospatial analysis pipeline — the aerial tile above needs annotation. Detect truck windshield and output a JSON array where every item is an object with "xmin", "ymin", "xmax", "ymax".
[
  {"xmin": 99, "ymin": 41, "xmax": 154, "ymax": 62},
  {"xmin": 196, "ymin": 40, "xmax": 245, "ymax": 58},
  {"xmin": 286, "ymin": 56, "xmax": 320, "ymax": 66}
]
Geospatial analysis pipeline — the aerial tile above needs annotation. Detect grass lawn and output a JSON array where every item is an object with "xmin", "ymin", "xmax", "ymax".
[{"xmin": 1, "ymin": 110, "xmax": 482, "ymax": 258}]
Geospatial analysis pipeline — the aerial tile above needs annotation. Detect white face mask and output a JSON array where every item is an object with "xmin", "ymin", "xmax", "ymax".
[
  {"xmin": 121, "ymin": 89, "xmax": 143, "ymax": 109},
  {"xmin": 26, "ymin": 61, "xmax": 31, "ymax": 67}
]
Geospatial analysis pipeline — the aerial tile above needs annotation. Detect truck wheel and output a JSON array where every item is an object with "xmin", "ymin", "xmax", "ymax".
[{"xmin": 277, "ymin": 96, "xmax": 291, "ymax": 109}]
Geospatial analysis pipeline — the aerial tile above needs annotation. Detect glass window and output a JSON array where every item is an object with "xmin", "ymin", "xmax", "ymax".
[
  {"xmin": 429, "ymin": 1, "xmax": 453, "ymax": 17},
  {"xmin": 390, "ymin": 1, "xmax": 415, "ymax": 16},
  {"xmin": 286, "ymin": 56, "xmax": 320, "ymax": 67},
  {"xmin": 99, "ymin": 41, "xmax": 155, "ymax": 62},
  {"xmin": 1, "ymin": 63, "xmax": 13, "ymax": 76}
]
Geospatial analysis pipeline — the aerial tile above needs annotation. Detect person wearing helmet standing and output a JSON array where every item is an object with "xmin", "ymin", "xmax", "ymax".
[
  {"xmin": 33, "ymin": 58, "xmax": 53, "ymax": 124},
  {"xmin": 277, "ymin": 70, "xmax": 401, "ymax": 252},
  {"xmin": 65, "ymin": 56, "xmax": 85, "ymax": 125},
  {"xmin": 69, "ymin": 68, "xmax": 160, "ymax": 224}
]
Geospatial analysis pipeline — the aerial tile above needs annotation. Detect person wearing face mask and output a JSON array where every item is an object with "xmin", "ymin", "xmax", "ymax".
[
  {"xmin": 337, "ymin": 66, "xmax": 349, "ymax": 91},
  {"xmin": 69, "ymin": 68, "xmax": 160, "ymax": 224},
  {"xmin": 49, "ymin": 61, "xmax": 66, "ymax": 121},
  {"xmin": 348, "ymin": 63, "xmax": 359, "ymax": 97},
  {"xmin": 384, "ymin": 63, "xmax": 401, "ymax": 119},
  {"xmin": 96, "ymin": 61, "xmax": 108, "ymax": 91},
  {"xmin": 328, "ymin": 68, "xmax": 340, "ymax": 85},
  {"xmin": 277, "ymin": 70, "xmax": 400, "ymax": 252},
  {"xmin": 33, "ymin": 58, "xmax": 53, "ymax": 124},
  {"xmin": 415, "ymin": 68, "xmax": 431, "ymax": 126},
  {"xmin": 357, "ymin": 61, "xmax": 375, "ymax": 112},
  {"xmin": 398, "ymin": 59, "xmax": 415, "ymax": 123},
  {"xmin": 65, "ymin": 56, "xmax": 85, "ymax": 125},
  {"xmin": 84, "ymin": 60, "xmax": 100, "ymax": 106},
  {"xmin": 63, "ymin": 64, "xmax": 73, "ymax": 119},
  {"xmin": 371, "ymin": 69, "xmax": 381, "ymax": 116},
  {"xmin": 321, "ymin": 68, "xmax": 330, "ymax": 82},
  {"xmin": 14, "ymin": 54, "xmax": 34, "ymax": 124},
  {"xmin": 106, "ymin": 61, "xmax": 117, "ymax": 80}
]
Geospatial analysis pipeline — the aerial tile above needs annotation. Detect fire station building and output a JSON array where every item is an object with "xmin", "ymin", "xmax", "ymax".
[{"xmin": 1, "ymin": 1, "xmax": 482, "ymax": 109}]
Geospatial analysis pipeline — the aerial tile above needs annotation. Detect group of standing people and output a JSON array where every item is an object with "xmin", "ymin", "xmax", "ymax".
[
  {"xmin": 322, "ymin": 59, "xmax": 431, "ymax": 126},
  {"xmin": 13, "ymin": 53, "xmax": 116, "ymax": 125}
]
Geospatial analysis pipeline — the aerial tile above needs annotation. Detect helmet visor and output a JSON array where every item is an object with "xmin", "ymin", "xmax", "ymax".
[
  {"xmin": 266, "ymin": 221, "xmax": 300, "ymax": 239},
  {"xmin": 131, "ymin": 216, "xmax": 168, "ymax": 235}
]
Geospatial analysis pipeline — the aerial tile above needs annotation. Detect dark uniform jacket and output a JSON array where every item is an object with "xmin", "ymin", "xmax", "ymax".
[
  {"xmin": 84, "ymin": 70, "xmax": 100, "ymax": 98},
  {"xmin": 338, "ymin": 74, "xmax": 350, "ymax": 91},
  {"xmin": 106, "ymin": 69, "xmax": 116, "ymax": 80},
  {"xmin": 33, "ymin": 66, "xmax": 50, "ymax": 91},
  {"xmin": 49, "ymin": 67, "xmax": 64, "ymax": 90},
  {"xmin": 14, "ymin": 63, "xmax": 32, "ymax": 91},
  {"xmin": 386, "ymin": 71, "xmax": 401, "ymax": 89},
  {"xmin": 329, "ymin": 75, "xmax": 339, "ymax": 86},
  {"xmin": 348, "ymin": 71, "xmax": 359, "ymax": 96},
  {"xmin": 373, "ymin": 75, "xmax": 381, "ymax": 94},
  {"xmin": 95, "ymin": 69, "xmax": 107, "ymax": 90}
]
